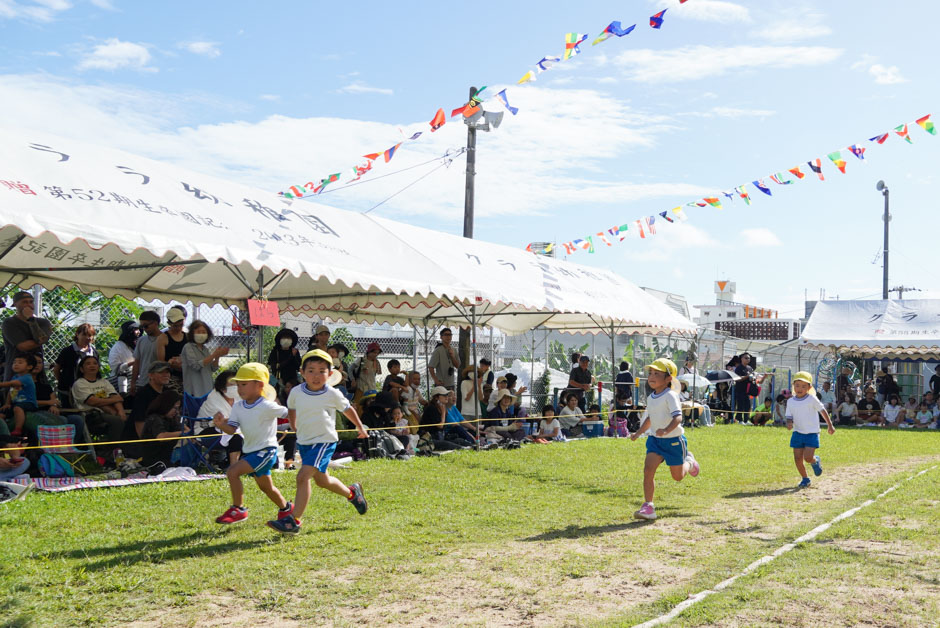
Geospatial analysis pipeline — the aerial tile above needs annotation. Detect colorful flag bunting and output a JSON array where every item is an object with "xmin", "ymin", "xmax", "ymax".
[
  {"xmin": 596, "ymin": 232, "xmax": 612, "ymax": 246},
  {"xmin": 769, "ymin": 173, "xmax": 792, "ymax": 185},
  {"xmin": 536, "ymin": 56, "xmax": 561, "ymax": 72},
  {"xmin": 517, "ymin": 70, "xmax": 536, "ymax": 85},
  {"xmin": 869, "ymin": 133, "xmax": 889, "ymax": 144},
  {"xmin": 788, "ymin": 166, "xmax": 806, "ymax": 180},
  {"xmin": 563, "ymin": 242, "xmax": 576, "ymax": 255},
  {"xmin": 894, "ymin": 124, "xmax": 913, "ymax": 144},
  {"xmin": 383, "ymin": 143, "xmax": 402, "ymax": 163},
  {"xmin": 349, "ymin": 162, "xmax": 373, "ymax": 182},
  {"xmin": 592, "ymin": 21, "xmax": 636, "ymax": 45},
  {"xmin": 313, "ymin": 173, "xmax": 340, "ymax": 194},
  {"xmin": 703, "ymin": 197, "xmax": 722, "ymax": 209},
  {"xmin": 827, "ymin": 150, "xmax": 847, "ymax": 173},
  {"xmin": 916, "ymin": 114, "xmax": 936, "ymax": 135},
  {"xmin": 363, "ymin": 152, "xmax": 382, "ymax": 161},
  {"xmin": 672, "ymin": 207, "xmax": 688, "ymax": 221},
  {"xmin": 735, "ymin": 185, "xmax": 751, "ymax": 205},
  {"xmin": 659, "ymin": 211, "xmax": 675, "ymax": 223},
  {"xmin": 650, "ymin": 9, "xmax": 667, "ymax": 29},
  {"xmin": 635, "ymin": 219, "xmax": 646, "ymax": 239},
  {"xmin": 618, "ymin": 223, "xmax": 630, "ymax": 241},
  {"xmin": 807, "ymin": 159, "xmax": 825, "ymax": 181},
  {"xmin": 753, "ymin": 179, "xmax": 772, "ymax": 196},
  {"xmin": 496, "ymin": 89, "xmax": 518, "ymax": 115},
  {"xmin": 848, "ymin": 144, "xmax": 866, "ymax": 160},
  {"xmin": 407, "ymin": 132, "xmax": 422, "ymax": 141},
  {"xmin": 563, "ymin": 33, "xmax": 588, "ymax": 60},
  {"xmin": 722, "ymin": 190, "xmax": 735, "ymax": 201},
  {"xmin": 287, "ymin": 186, "xmax": 304, "ymax": 199},
  {"xmin": 645, "ymin": 216, "xmax": 657, "ymax": 235}
]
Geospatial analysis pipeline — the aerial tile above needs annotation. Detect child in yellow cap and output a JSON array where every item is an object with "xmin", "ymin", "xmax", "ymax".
[
  {"xmin": 630, "ymin": 358, "xmax": 699, "ymax": 521},
  {"xmin": 268, "ymin": 349, "xmax": 369, "ymax": 535},
  {"xmin": 786, "ymin": 371, "xmax": 835, "ymax": 488},
  {"xmin": 213, "ymin": 363, "xmax": 292, "ymax": 525}
]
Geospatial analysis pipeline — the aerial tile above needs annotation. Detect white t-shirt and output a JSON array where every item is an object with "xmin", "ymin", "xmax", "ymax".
[
  {"xmin": 642, "ymin": 389, "xmax": 683, "ymax": 438},
  {"xmin": 785, "ymin": 393, "xmax": 826, "ymax": 434},
  {"xmin": 227, "ymin": 397, "xmax": 287, "ymax": 453},
  {"xmin": 199, "ymin": 389, "xmax": 237, "ymax": 446},
  {"xmin": 558, "ymin": 406, "xmax": 585, "ymax": 429},
  {"xmin": 883, "ymin": 403, "xmax": 901, "ymax": 423},
  {"xmin": 819, "ymin": 389, "xmax": 836, "ymax": 407},
  {"xmin": 107, "ymin": 341, "xmax": 134, "ymax": 393},
  {"xmin": 401, "ymin": 384, "xmax": 425, "ymax": 416},
  {"xmin": 287, "ymin": 383, "xmax": 351, "ymax": 445},
  {"xmin": 71, "ymin": 377, "xmax": 117, "ymax": 411},
  {"xmin": 538, "ymin": 418, "xmax": 561, "ymax": 438}
]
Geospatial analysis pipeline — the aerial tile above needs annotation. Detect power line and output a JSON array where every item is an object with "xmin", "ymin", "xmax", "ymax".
[{"xmin": 361, "ymin": 160, "xmax": 453, "ymax": 215}]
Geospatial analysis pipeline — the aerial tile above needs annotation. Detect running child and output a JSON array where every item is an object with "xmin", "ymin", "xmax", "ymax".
[
  {"xmin": 213, "ymin": 363, "xmax": 292, "ymax": 525},
  {"xmin": 268, "ymin": 349, "xmax": 369, "ymax": 534},
  {"xmin": 785, "ymin": 371, "xmax": 835, "ymax": 488},
  {"xmin": 630, "ymin": 358, "xmax": 699, "ymax": 521}
]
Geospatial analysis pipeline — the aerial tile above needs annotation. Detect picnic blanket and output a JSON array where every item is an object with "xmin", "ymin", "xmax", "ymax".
[{"xmin": 5, "ymin": 468, "xmax": 224, "ymax": 493}]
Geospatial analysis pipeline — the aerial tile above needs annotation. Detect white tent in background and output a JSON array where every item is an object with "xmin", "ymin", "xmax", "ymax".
[
  {"xmin": 800, "ymin": 299, "xmax": 940, "ymax": 360},
  {"xmin": 0, "ymin": 127, "xmax": 694, "ymax": 337}
]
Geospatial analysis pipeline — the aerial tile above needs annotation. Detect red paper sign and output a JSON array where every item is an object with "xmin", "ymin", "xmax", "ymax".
[{"xmin": 247, "ymin": 299, "xmax": 281, "ymax": 327}]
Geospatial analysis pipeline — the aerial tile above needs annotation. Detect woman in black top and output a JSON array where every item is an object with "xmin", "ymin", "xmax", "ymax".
[
  {"xmin": 53, "ymin": 323, "xmax": 98, "ymax": 406},
  {"xmin": 267, "ymin": 328, "xmax": 301, "ymax": 388},
  {"xmin": 140, "ymin": 390, "xmax": 182, "ymax": 467}
]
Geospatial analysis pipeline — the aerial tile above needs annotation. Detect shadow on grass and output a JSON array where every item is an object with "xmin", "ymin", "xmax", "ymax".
[
  {"xmin": 520, "ymin": 517, "xmax": 687, "ymax": 541},
  {"xmin": 724, "ymin": 486, "xmax": 801, "ymax": 499},
  {"xmin": 44, "ymin": 530, "xmax": 270, "ymax": 572},
  {"xmin": 1, "ymin": 615, "xmax": 33, "ymax": 628}
]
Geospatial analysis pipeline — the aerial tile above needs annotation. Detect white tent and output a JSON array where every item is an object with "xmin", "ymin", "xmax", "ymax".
[
  {"xmin": 800, "ymin": 299, "xmax": 940, "ymax": 360},
  {"xmin": 0, "ymin": 127, "xmax": 694, "ymax": 336}
]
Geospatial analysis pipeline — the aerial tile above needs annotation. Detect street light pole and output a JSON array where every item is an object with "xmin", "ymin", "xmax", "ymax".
[
  {"xmin": 463, "ymin": 85, "xmax": 477, "ymax": 239},
  {"xmin": 876, "ymin": 180, "xmax": 890, "ymax": 300}
]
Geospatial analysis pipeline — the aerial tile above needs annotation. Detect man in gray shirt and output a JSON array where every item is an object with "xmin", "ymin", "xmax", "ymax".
[
  {"xmin": 130, "ymin": 310, "xmax": 161, "ymax": 394},
  {"xmin": 428, "ymin": 327, "xmax": 460, "ymax": 391},
  {"xmin": 2, "ymin": 291, "xmax": 52, "ymax": 380}
]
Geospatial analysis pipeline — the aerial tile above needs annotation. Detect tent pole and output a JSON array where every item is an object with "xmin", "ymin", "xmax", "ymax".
[
  {"xmin": 256, "ymin": 270, "xmax": 265, "ymax": 365},
  {"xmin": 411, "ymin": 322, "xmax": 418, "ymax": 373},
  {"xmin": 471, "ymin": 304, "xmax": 480, "ymax": 450},
  {"xmin": 610, "ymin": 323, "xmax": 616, "ymax": 417}
]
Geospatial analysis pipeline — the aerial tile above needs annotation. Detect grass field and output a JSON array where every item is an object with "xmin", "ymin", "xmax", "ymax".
[{"xmin": 1, "ymin": 426, "xmax": 938, "ymax": 627}]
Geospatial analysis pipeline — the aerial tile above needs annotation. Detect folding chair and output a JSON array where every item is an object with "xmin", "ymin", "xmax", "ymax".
[
  {"xmin": 178, "ymin": 392, "xmax": 222, "ymax": 471},
  {"xmin": 37, "ymin": 424, "xmax": 96, "ymax": 475}
]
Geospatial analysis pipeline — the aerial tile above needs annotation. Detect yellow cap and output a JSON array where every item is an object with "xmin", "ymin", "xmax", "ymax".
[
  {"xmin": 646, "ymin": 358, "xmax": 677, "ymax": 378},
  {"xmin": 793, "ymin": 371, "xmax": 814, "ymax": 385},
  {"xmin": 301, "ymin": 349, "xmax": 333, "ymax": 366},
  {"xmin": 230, "ymin": 362, "xmax": 276, "ymax": 400}
]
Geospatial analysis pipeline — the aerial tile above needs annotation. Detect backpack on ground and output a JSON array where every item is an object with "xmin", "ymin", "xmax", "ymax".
[{"xmin": 39, "ymin": 453, "xmax": 75, "ymax": 478}]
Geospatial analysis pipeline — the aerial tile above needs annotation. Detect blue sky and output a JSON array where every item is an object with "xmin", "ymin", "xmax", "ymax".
[{"xmin": 1, "ymin": 0, "xmax": 937, "ymax": 319}]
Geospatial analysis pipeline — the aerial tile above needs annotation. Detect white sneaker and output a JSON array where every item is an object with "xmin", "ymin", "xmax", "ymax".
[{"xmin": 686, "ymin": 452, "xmax": 700, "ymax": 477}]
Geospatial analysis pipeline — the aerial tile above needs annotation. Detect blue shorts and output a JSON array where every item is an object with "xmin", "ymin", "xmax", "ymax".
[
  {"xmin": 242, "ymin": 446, "xmax": 277, "ymax": 477},
  {"xmin": 646, "ymin": 434, "xmax": 688, "ymax": 467},
  {"xmin": 790, "ymin": 432, "xmax": 820, "ymax": 449},
  {"xmin": 299, "ymin": 442, "xmax": 337, "ymax": 473}
]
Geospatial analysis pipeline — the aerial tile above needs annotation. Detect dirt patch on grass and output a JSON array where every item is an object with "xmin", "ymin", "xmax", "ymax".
[{"xmin": 125, "ymin": 593, "xmax": 306, "ymax": 628}]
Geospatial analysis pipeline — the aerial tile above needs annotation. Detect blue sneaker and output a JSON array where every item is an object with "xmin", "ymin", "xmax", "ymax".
[
  {"xmin": 811, "ymin": 455, "xmax": 822, "ymax": 477},
  {"xmin": 798, "ymin": 477, "xmax": 811, "ymax": 489}
]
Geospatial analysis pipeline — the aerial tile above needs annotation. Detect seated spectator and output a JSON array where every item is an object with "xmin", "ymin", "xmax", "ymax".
[
  {"xmin": 608, "ymin": 392, "xmax": 632, "ymax": 437},
  {"xmin": 773, "ymin": 394, "xmax": 788, "ymax": 426},
  {"xmin": 487, "ymin": 375, "xmax": 509, "ymax": 412},
  {"xmin": 108, "ymin": 321, "xmax": 139, "ymax": 396},
  {"xmin": 362, "ymin": 391, "xmax": 397, "ymax": 430},
  {"xmin": 818, "ymin": 381, "xmax": 836, "ymax": 415},
  {"xmin": 459, "ymin": 366, "xmax": 485, "ymax": 417},
  {"xmin": 400, "ymin": 371, "xmax": 426, "ymax": 426},
  {"xmin": 504, "ymin": 372, "xmax": 528, "ymax": 412},
  {"xmin": 904, "ymin": 395, "xmax": 919, "ymax": 421},
  {"xmin": 390, "ymin": 404, "xmax": 415, "ymax": 453},
  {"xmin": 0, "ymin": 354, "xmax": 38, "ymax": 438},
  {"xmin": 709, "ymin": 381, "xmax": 732, "ymax": 423},
  {"xmin": 924, "ymin": 391, "xmax": 938, "ymax": 414},
  {"xmin": 71, "ymin": 355, "xmax": 126, "ymax": 444},
  {"xmin": 267, "ymin": 328, "xmax": 301, "ymax": 388},
  {"xmin": 443, "ymin": 390, "xmax": 477, "ymax": 445},
  {"xmin": 857, "ymin": 389, "xmax": 883, "ymax": 426},
  {"xmin": 883, "ymin": 395, "xmax": 902, "ymax": 427},
  {"xmin": 678, "ymin": 381, "xmax": 691, "ymax": 403},
  {"xmin": 419, "ymin": 386, "xmax": 463, "ymax": 451},
  {"xmin": 914, "ymin": 401, "xmax": 933, "ymax": 429},
  {"xmin": 198, "ymin": 369, "xmax": 243, "ymax": 467},
  {"xmin": 139, "ymin": 390, "xmax": 183, "ymax": 467},
  {"xmin": 382, "ymin": 359, "xmax": 407, "ymax": 394},
  {"xmin": 834, "ymin": 391, "xmax": 858, "ymax": 426},
  {"xmin": 53, "ymin": 323, "xmax": 98, "ymax": 407},
  {"xmin": 487, "ymin": 389, "xmax": 526, "ymax": 441},
  {"xmin": 130, "ymin": 361, "xmax": 172, "ymax": 440},
  {"xmin": 751, "ymin": 396, "xmax": 773, "ymax": 426},
  {"xmin": 33, "ymin": 358, "xmax": 86, "ymax": 444},
  {"xmin": 558, "ymin": 393, "xmax": 586, "ymax": 437},
  {"xmin": 0, "ymin": 434, "xmax": 29, "ymax": 480},
  {"xmin": 327, "ymin": 343, "xmax": 353, "ymax": 399},
  {"xmin": 181, "ymin": 320, "xmax": 229, "ymax": 398},
  {"xmin": 535, "ymin": 405, "xmax": 564, "ymax": 442}
]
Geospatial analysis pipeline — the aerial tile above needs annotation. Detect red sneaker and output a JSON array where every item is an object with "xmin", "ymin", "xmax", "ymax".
[
  {"xmin": 277, "ymin": 501, "xmax": 294, "ymax": 520},
  {"xmin": 215, "ymin": 505, "xmax": 248, "ymax": 524}
]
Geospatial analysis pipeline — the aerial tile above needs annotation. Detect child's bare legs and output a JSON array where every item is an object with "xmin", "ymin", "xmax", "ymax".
[
  {"xmin": 253, "ymin": 474, "xmax": 288, "ymax": 510},
  {"xmin": 669, "ymin": 461, "xmax": 692, "ymax": 482},
  {"xmin": 643, "ymin": 453, "xmax": 664, "ymax": 502},
  {"xmin": 294, "ymin": 466, "xmax": 351, "ymax": 520},
  {"xmin": 11, "ymin": 406, "xmax": 25, "ymax": 433},
  {"xmin": 793, "ymin": 447, "xmax": 808, "ymax": 478},
  {"xmin": 225, "ymin": 459, "xmax": 253, "ymax": 507}
]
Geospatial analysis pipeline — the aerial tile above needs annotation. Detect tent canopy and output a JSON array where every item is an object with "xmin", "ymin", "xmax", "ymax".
[
  {"xmin": 800, "ymin": 299, "xmax": 940, "ymax": 360},
  {"xmin": 0, "ymin": 127, "xmax": 694, "ymax": 336}
]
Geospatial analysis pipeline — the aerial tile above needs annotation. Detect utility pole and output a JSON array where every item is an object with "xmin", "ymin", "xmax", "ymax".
[
  {"xmin": 889, "ymin": 285, "xmax": 920, "ymax": 299},
  {"xmin": 876, "ymin": 180, "xmax": 890, "ymax": 299},
  {"xmin": 458, "ymin": 86, "xmax": 478, "ymax": 372}
]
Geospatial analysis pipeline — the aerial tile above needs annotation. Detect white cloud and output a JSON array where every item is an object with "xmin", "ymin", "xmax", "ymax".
[
  {"xmin": 740, "ymin": 228, "xmax": 782, "ymax": 247},
  {"xmin": 620, "ymin": 223, "xmax": 718, "ymax": 262},
  {"xmin": 259, "ymin": 94, "xmax": 280, "ymax": 102},
  {"xmin": 690, "ymin": 106, "xmax": 776, "ymax": 118},
  {"xmin": 77, "ymin": 39, "xmax": 155, "ymax": 72},
  {"xmin": 180, "ymin": 41, "xmax": 221, "ymax": 58},
  {"xmin": 336, "ymin": 81, "xmax": 393, "ymax": 96},
  {"xmin": 88, "ymin": 0, "xmax": 115, "ymax": 8},
  {"xmin": 0, "ymin": 0, "xmax": 71, "ymax": 21},
  {"xmin": 753, "ymin": 17, "xmax": 831, "ymax": 42},
  {"xmin": 868, "ymin": 64, "xmax": 907, "ymax": 85},
  {"xmin": 613, "ymin": 45, "xmax": 843, "ymax": 82},
  {"xmin": 657, "ymin": 0, "xmax": 750, "ymax": 23}
]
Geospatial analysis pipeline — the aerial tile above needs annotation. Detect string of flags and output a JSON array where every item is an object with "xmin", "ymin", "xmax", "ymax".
[
  {"xmin": 279, "ymin": 1, "xmax": 697, "ymax": 199},
  {"xmin": 536, "ymin": 113, "xmax": 937, "ymax": 256}
]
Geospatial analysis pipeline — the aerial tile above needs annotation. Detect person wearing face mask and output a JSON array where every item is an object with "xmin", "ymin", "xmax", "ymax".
[
  {"xmin": 267, "ymin": 328, "xmax": 301, "ymax": 388},
  {"xmin": 180, "ymin": 320, "xmax": 229, "ymax": 398},
  {"xmin": 198, "ymin": 370, "xmax": 243, "ymax": 467}
]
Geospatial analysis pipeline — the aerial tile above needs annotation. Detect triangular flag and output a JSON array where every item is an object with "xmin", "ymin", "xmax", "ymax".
[
  {"xmin": 496, "ymin": 89, "xmax": 518, "ymax": 115},
  {"xmin": 563, "ymin": 33, "xmax": 588, "ymax": 60},
  {"xmin": 383, "ymin": 143, "xmax": 402, "ymax": 163},
  {"xmin": 650, "ymin": 9, "xmax": 667, "ymax": 29},
  {"xmin": 363, "ymin": 152, "xmax": 381, "ymax": 161},
  {"xmin": 916, "ymin": 114, "xmax": 937, "ymax": 135},
  {"xmin": 563, "ymin": 242, "xmax": 576, "ymax": 255},
  {"xmin": 673, "ymin": 207, "xmax": 688, "ymax": 221},
  {"xmin": 430, "ymin": 108, "xmax": 446, "ymax": 131},
  {"xmin": 753, "ymin": 180, "xmax": 772, "ymax": 196},
  {"xmin": 596, "ymin": 232, "xmax": 612, "ymax": 246},
  {"xmin": 848, "ymin": 144, "xmax": 866, "ymax": 160},
  {"xmin": 517, "ymin": 70, "xmax": 536, "ymax": 85},
  {"xmin": 769, "ymin": 173, "xmax": 792, "ymax": 185},
  {"xmin": 287, "ymin": 186, "xmax": 304, "ymax": 199},
  {"xmin": 735, "ymin": 185, "xmax": 751, "ymax": 205},
  {"xmin": 618, "ymin": 223, "xmax": 630, "ymax": 241},
  {"xmin": 593, "ymin": 21, "xmax": 636, "ymax": 45},
  {"xmin": 827, "ymin": 151, "xmax": 847, "ymax": 173},
  {"xmin": 407, "ymin": 131, "xmax": 422, "ymax": 141},
  {"xmin": 722, "ymin": 190, "xmax": 735, "ymax": 201},
  {"xmin": 525, "ymin": 243, "xmax": 533, "ymax": 253},
  {"xmin": 703, "ymin": 197, "xmax": 722, "ymax": 209},
  {"xmin": 894, "ymin": 124, "xmax": 913, "ymax": 144},
  {"xmin": 659, "ymin": 211, "xmax": 674, "ymax": 223},
  {"xmin": 645, "ymin": 216, "xmax": 657, "ymax": 235},
  {"xmin": 536, "ymin": 56, "xmax": 561, "ymax": 72},
  {"xmin": 349, "ymin": 161, "xmax": 372, "ymax": 182},
  {"xmin": 788, "ymin": 166, "xmax": 806, "ymax": 180},
  {"xmin": 807, "ymin": 159, "xmax": 825, "ymax": 181},
  {"xmin": 634, "ymin": 219, "xmax": 646, "ymax": 239},
  {"xmin": 869, "ymin": 133, "xmax": 889, "ymax": 144}
]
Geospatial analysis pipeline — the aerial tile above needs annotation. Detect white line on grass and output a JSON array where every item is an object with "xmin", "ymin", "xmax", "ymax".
[{"xmin": 633, "ymin": 465, "xmax": 938, "ymax": 628}]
